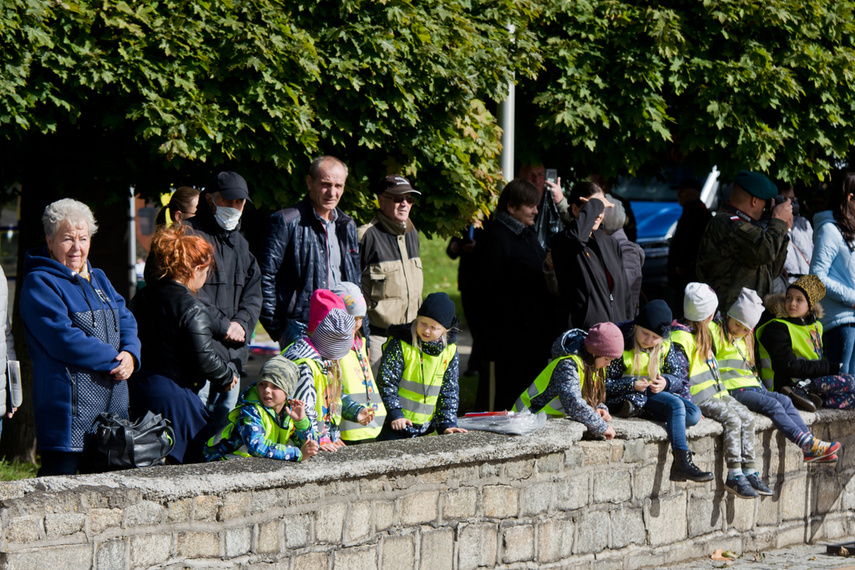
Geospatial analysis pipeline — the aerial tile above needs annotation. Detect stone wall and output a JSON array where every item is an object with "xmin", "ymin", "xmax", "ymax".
[{"xmin": 0, "ymin": 409, "xmax": 853, "ymax": 569}]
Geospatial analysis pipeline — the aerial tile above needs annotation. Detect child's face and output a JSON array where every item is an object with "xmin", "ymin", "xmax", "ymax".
[
  {"xmin": 786, "ymin": 289, "xmax": 810, "ymax": 319},
  {"xmin": 635, "ymin": 325, "xmax": 662, "ymax": 350},
  {"xmin": 258, "ymin": 380, "xmax": 288, "ymax": 413},
  {"xmin": 416, "ymin": 316, "xmax": 445, "ymax": 343},
  {"xmin": 593, "ymin": 355, "xmax": 614, "ymax": 369},
  {"xmin": 353, "ymin": 316, "xmax": 364, "ymax": 338},
  {"xmin": 727, "ymin": 317, "xmax": 751, "ymax": 340}
]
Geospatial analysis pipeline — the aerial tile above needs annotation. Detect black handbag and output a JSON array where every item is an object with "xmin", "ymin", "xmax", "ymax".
[
  {"xmin": 92, "ymin": 411, "xmax": 175, "ymax": 470},
  {"xmin": 533, "ymin": 186, "xmax": 564, "ymax": 251}
]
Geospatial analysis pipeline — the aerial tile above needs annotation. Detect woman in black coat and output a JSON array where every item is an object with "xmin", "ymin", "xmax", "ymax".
[
  {"xmin": 477, "ymin": 180, "xmax": 559, "ymax": 411},
  {"xmin": 548, "ymin": 181, "xmax": 633, "ymax": 330},
  {"xmin": 130, "ymin": 225, "xmax": 239, "ymax": 463}
]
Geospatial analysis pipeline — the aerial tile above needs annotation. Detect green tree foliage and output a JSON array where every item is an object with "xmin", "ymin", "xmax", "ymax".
[{"xmin": 524, "ymin": 0, "xmax": 855, "ymax": 183}]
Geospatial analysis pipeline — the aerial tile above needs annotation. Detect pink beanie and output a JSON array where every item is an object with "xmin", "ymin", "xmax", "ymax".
[
  {"xmin": 583, "ymin": 322, "xmax": 624, "ymax": 359},
  {"xmin": 308, "ymin": 289, "xmax": 346, "ymax": 333}
]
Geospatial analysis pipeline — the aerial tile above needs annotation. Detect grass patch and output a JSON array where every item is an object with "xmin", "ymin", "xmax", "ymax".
[
  {"xmin": 0, "ymin": 458, "xmax": 38, "ymax": 480},
  {"xmin": 419, "ymin": 232, "xmax": 465, "ymax": 325}
]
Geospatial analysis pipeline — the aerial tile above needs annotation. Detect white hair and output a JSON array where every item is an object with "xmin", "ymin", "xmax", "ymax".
[{"xmin": 42, "ymin": 198, "xmax": 98, "ymax": 239}]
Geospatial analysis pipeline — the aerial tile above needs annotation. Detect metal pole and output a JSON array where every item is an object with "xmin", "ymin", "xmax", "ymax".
[
  {"xmin": 129, "ymin": 186, "xmax": 136, "ymax": 298},
  {"xmin": 498, "ymin": 79, "xmax": 516, "ymax": 184}
]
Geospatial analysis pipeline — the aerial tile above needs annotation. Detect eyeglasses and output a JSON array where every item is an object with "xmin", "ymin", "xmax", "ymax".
[{"xmin": 381, "ymin": 193, "xmax": 415, "ymax": 204}]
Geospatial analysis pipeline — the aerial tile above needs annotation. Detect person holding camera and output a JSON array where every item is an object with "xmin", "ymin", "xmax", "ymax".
[
  {"xmin": 696, "ymin": 170, "xmax": 792, "ymax": 312},
  {"xmin": 773, "ymin": 184, "xmax": 813, "ymax": 293}
]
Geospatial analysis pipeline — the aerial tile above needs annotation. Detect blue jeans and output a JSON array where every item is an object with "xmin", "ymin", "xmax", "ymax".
[
  {"xmin": 730, "ymin": 388, "xmax": 809, "ymax": 444},
  {"xmin": 643, "ymin": 391, "xmax": 701, "ymax": 452},
  {"xmin": 823, "ymin": 324, "xmax": 855, "ymax": 374}
]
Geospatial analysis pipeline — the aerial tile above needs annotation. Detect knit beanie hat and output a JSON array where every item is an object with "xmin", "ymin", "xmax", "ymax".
[
  {"xmin": 308, "ymin": 289, "xmax": 346, "ymax": 333},
  {"xmin": 727, "ymin": 288, "xmax": 764, "ymax": 329},
  {"xmin": 257, "ymin": 355, "xmax": 300, "ymax": 396},
  {"xmin": 788, "ymin": 274, "xmax": 826, "ymax": 309},
  {"xmin": 332, "ymin": 281, "xmax": 367, "ymax": 318},
  {"xmin": 683, "ymin": 282, "xmax": 718, "ymax": 322},
  {"xmin": 634, "ymin": 299, "xmax": 672, "ymax": 338},
  {"xmin": 583, "ymin": 322, "xmax": 624, "ymax": 359},
  {"xmin": 417, "ymin": 292, "xmax": 456, "ymax": 330},
  {"xmin": 311, "ymin": 308, "xmax": 355, "ymax": 360}
]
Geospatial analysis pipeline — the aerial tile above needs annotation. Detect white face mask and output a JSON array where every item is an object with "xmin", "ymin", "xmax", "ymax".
[{"xmin": 213, "ymin": 206, "xmax": 242, "ymax": 231}]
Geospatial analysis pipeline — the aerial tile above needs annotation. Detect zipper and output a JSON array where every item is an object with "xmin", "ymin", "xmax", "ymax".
[{"xmin": 66, "ymin": 368, "xmax": 78, "ymax": 416}]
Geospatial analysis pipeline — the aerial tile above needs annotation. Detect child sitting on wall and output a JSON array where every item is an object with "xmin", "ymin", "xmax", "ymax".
[{"xmin": 204, "ymin": 356, "xmax": 319, "ymax": 461}]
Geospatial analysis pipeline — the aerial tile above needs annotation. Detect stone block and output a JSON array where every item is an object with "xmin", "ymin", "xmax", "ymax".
[
  {"xmin": 564, "ymin": 447, "xmax": 584, "ymax": 468},
  {"xmin": 756, "ymin": 489, "xmax": 779, "ymax": 526},
  {"xmin": 89, "ymin": 508, "xmax": 123, "ymax": 535},
  {"xmin": 219, "ymin": 491, "xmax": 251, "ymax": 522},
  {"xmin": 6, "ymin": 516, "xmax": 43, "ymax": 543},
  {"xmin": 579, "ymin": 441, "xmax": 610, "ymax": 466},
  {"xmin": 131, "ymin": 533, "xmax": 172, "ymax": 567},
  {"xmin": 504, "ymin": 459, "xmax": 535, "ymax": 480},
  {"xmin": 284, "ymin": 513, "xmax": 311, "ymax": 548},
  {"xmin": 177, "ymin": 531, "xmax": 220, "ymax": 558},
  {"xmin": 316, "ymin": 503, "xmax": 348, "ymax": 543},
  {"xmin": 632, "ymin": 464, "xmax": 665, "ymax": 501},
  {"xmin": 95, "ymin": 539, "xmax": 125, "ymax": 569},
  {"xmin": 575, "ymin": 509, "xmax": 609, "ymax": 554},
  {"xmin": 446, "ymin": 465, "xmax": 480, "ymax": 486},
  {"xmin": 623, "ymin": 440, "xmax": 645, "ymax": 463},
  {"xmin": 294, "ymin": 552, "xmax": 329, "ymax": 570},
  {"xmin": 556, "ymin": 474, "xmax": 589, "ymax": 512},
  {"xmin": 225, "ymin": 527, "xmax": 252, "ymax": 558},
  {"xmin": 420, "ymin": 469, "xmax": 449, "ymax": 485},
  {"xmin": 725, "ymin": 492, "xmax": 756, "ymax": 532},
  {"xmin": 441, "ymin": 487, "xmax": 477, "ymax": 520},
  {"xmin": 536, "ymin": 519, "xmax": 573, "ymax": 563},
  {"xmin": 125, "ymin": 500, "xmax": 166, "ymax": 526},
  {"xmin": 810, "ymin": 514, "xmax": 847, "ymax": 542},
  {"xmin": 774, "ymin": 523, "xmax": 807, "ymax": 548},
  {"xmin": 536, "ymin": 453, "xmax": 564, "ymax": 474},
  {"xmin": 360, "ymin": 477, "xmax": 387, "ymax": 496},
  {"xmin": 519, "ymin": 481, "xmax": 554, "ymax": 516},
  {"xmin": 645, "ymin": 441, "xmax": 670, "ymax": 462},
  {"xmin": 502, "ymin": 524, "xmax": 534, "ymax": 564},
  {"xmin": 335, "ymin": 545, "xmax": 378, "ymax": 570},
  {"xmin": 592, "ymin": 468, "xmax": 631, "ymax": 504},
  {"xmin": 482, "ymin": 486, "xmax": 519, "ymax": 518},
  {"xmin": 813, "ymin": 470, "xmax": 843, "ymax": 515},
  {"xmin": 286, "ymin": 483, "xmax": 321, "ymax": 507},
  {"xmin": 842, "ymin": 475, "xmax": 855, "ymax": 511},
  {"xmin": 327, "ymin": 480, "xmax": 360, "ymax": 498},
  {"xmin": 458, "ymin": 523, "xmax": 497, "ymax": 570},
  {"xmin": 480, "ymin": 462, "xmax": 501, "ymax": 479},
  {"xmin": 345, "ymin": 501, "xmax": 373, "ymax": 543},
  {"xmin": 166, "ymin": 498, "xmax": 193, "ymax": 523},
  {"xmin": 609, "ymin": 508, "xmax": 644, "ymax": 548},
  {"xmin": 390, "ymin": 474, "xmax": 418, "ymax": 491},
  {"xmin": 375, "ymin": 501, "xmax": 396, "ymax": 532},
  {"xmin": 610, "ymin": 441, "xmax": 624, "ymax": 462},
  {"xmin": 2, "ymin": 544, "xmax": 91, "ymax": 570},
  {"xmin": 257, "ymin": 521, "xmax": 280, "ymax": 553},
  {"xmin": 193, "ymin": 495, "xmax": 222, "ymax": 522},
  {"xmin": 381, "ymin": 535, "xmax": 415, "ymax": 570},
  {"xmin": 647, "ymin": 495, "xmax": 687, "ymax": 546},
  {"xmin": 44, "ymin": 513, "xmax": 85, "ymax": 538},
  {"xmin": 420, "ymin": 528, "xmax": 454, "ymax": 570},
  {"xmin": 687, "ymin": 493, "xmax": 721, "ymax": 537},
  {"xmin": 399, "ymin": 491, "xmax": 438, "ymax": 526},
  {"xmin": 780, "ymin": 476, "xmax": 807, "ymax": 521}
]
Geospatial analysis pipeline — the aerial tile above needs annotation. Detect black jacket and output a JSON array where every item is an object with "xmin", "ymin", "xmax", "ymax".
[
  {"xmin": 259, "ymin": 197, "xmax": 361, "ymax": 341},
  {"xmin": 131, "ymin": 279, "xmax": 235, "ymax": 392},
  {"xmin": 550, "ymin": 199, "xmax": 632, "ymax": 329},
  {"xmin": 667, "ymin": 199, "xmax": 712, "ymax": 288},
  {"xmin": 757, "ymin": 310, "xmax": 839, "ymax": 391}
]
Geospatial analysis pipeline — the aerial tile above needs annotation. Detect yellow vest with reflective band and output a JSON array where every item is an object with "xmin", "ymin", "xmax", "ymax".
[
  {"xmin": 340, "ymin": 340, "xmax": 387, "ymax": 441},
  {"xmin": 293, "ymin": 357, "xmax": 342, "ymax": 429},
  {"xmin": 622, "ymin": 339, "xmax": 671, "ymax": 377},
  {"xmin": 393, "ymin": 339, "xmax": 457, "ymax": 426},
  {"xmin": 670, "ymin": 327, "xmax": 726, "ymax": 404},
  {"xmin": 512, "ymin": 354, "xmax": 585, "ymax": 416},
  {"xmin": 713, "ymin": 321, "xmax": 762, "ymax": 391},
  {"xmin": 756, "ymin": 319, "xmax": 823, "ymax": 383}
]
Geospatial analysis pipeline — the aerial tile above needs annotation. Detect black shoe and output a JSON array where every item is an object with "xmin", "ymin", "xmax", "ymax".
[
  {"xmin": 615, "ymin": 400, "xmax": 639, "ymax": 418},
  {"xmin": 725, "ymin": 475, "xmax": 759, "ymax": 498},
  {"xmin": 782, "ymin": 385, "xmax": 817, "ymax": 412},
  {"xmin": 670, "ymin": 449, "xmax": 714, "ymax": 483},
  {"xmin": 745, "ymin": 473, "xmax": 773, "ymax": 496},
  {"xmin": 808, "ymin": 394, "xmax": 823, "ymax": 409}
]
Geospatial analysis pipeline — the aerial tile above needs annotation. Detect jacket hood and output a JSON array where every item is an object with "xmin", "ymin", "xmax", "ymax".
[
  {"xmin": 388, "ymin": 319, "xmax": 460, "ymax": 345},
  {"xmin": 24, "ymin": 246, "xmax": 89, "ymax": 282},
  {"xmin": 551, "ymin": 328, "xmax": 588, "ymax": 358},
  {"xmin": 813, "ymin": 210, "xmax": 836, "ymax": 231}
]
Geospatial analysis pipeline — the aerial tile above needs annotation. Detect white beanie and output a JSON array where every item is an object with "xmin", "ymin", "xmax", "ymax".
[
  {"xmin": 727, "ymin": 287, "xmax": 764, "ymax": 330},
  {"xmin": 683, "ymin": 282, "xmax": 718, "ymax": 322}
]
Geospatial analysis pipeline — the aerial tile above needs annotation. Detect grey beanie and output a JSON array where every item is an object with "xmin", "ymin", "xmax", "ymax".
[
  {"xmin": 312, "ymin": 308, "xmax": 356, "ymax": 360},
  {"xmin": 257, "ymin": 356, "xmax": 300, "ymax": 396},
  {"xmin": 727, "ymin": 288, "xmax": 764, "ymax": 330},
  {"xmin": 683, "ymin": 282, "xmax": 718, "ymax": 322},
  {"xmin": 332, "ymin": 281, "xmax": 367, "ymax": 318}
]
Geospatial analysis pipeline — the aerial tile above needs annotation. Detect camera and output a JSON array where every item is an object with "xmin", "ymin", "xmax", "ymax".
[{"xmin": 771, "ymin": 195, "xmax": 799, "ymax": 217}]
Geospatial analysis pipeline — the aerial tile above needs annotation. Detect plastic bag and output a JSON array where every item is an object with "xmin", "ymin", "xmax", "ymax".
[
  {"xmin": 456, "ymin": 409, "xmax": 547, "ymax": 436},
  {"xmin": 533, "ymin": 186, "xmax": 564, "ymax": 251}
]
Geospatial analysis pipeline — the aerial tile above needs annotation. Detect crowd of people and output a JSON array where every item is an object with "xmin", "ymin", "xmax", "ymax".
[{"xmin": 14, "ymin": 158, "xmax": 855, "ymax": 499}]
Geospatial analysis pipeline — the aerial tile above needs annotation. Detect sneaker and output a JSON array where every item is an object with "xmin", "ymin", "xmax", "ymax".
[
  {"xmin": 745, "ymin": 473, "xmax": 773, "ymax": 496},
  {"xmin": 804, "ymin": 440, "xmax": 841, "ymax": 463},
  {"xmin": 725, "ymin": 475, "xmax": 759, "ymax": 499},
  {"xmin": 808, "ymin": 394, "xmax": 824, "ymax": 409},
  {"xmin": 615, "ymin": 400, "xmax": 639, "ymax": 418},
  {"xmin": 782, "ymin": 385, "xmax": 817, "ymax": 412},
  {"xmin": 807, "ymin": 453, "xmax": 839, "ymax": 464}
]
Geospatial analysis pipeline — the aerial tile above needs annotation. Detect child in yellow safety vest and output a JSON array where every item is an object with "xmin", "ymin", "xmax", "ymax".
[
  {"xmin": 757, "ymin": 274, "xmax": 855, "ymax": 410},
  {"xmin": 332, "ymin": 282, "xmax": 387, "ymax": 444},
  {"xmin": 717, "ymin": 287, "xmax": 839, "ymax": 463},
  {"xmin": 671, "ymin": 282, "xmax": 772, "ymax": 499},
  {"xmin": 376, "ymin": 292, "xmax": 468, "ymax": 439}
]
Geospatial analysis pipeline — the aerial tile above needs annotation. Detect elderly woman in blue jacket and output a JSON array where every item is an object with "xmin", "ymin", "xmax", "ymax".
[{"xmin": 21, "ymin": 198, "xmax": 141, "ymax": 476}]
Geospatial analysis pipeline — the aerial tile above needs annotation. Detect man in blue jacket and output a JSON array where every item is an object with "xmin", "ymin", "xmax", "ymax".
[{"xmin": 259, "ymin": 156, "xmax": 362, "ymax": 346}]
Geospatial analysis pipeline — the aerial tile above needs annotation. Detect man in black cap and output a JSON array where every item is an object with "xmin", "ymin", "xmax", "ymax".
[
  {"xmin": 667, "ymin": 177, "xmax": 712, "ymax": 317},
  {"xmin": 186, "ymin": 171, "xmax": 262, "ymax": 425},
  {"xmin": 697, "ymin": 170, "xmax": 793, "ymax": 310},
  {"xmin": 358, "ymin": 175, "xmax": 424, "ymax": 372}
]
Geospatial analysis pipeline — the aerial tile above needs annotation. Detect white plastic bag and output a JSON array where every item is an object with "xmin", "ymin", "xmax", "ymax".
[{"xmin": 456, "ymin": 408, "xmax": 547, "ymax": 436}]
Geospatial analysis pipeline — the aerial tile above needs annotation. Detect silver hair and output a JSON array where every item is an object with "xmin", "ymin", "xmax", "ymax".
[
  {"xmin": 601, "ymin": 200, "xmax": 626, "ymax": 235},
  {"xmin": 309, "ymin": 155, "xmax": 348, "ymax": 179},
  {"xmin": 42, "ymin": 198, "xmax": 98, "ymax": 239}
]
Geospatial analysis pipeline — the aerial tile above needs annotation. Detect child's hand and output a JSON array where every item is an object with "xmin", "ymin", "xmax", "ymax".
[
  {"xmin": 443, "ymin": 427, "xmax": 468, "ymax": 434},
  {"xmin": 319, "ymin": 442, "xmax": 340, "ymax": 452},
  {"xmin": 603, "ymin": 426, "xmax": 616, "ymax": 440},
  {"xmin": 597, "ymin": 407, "xmax": 612, "ymax": 422},
  {"xmin": 286, "ymin": 398, "xmax": 306, "ymax": 421},
  {"xmin": 649, "ymin": 375, "xmax": 666, "ymax": 394},
  {"xmin": 301, "ymin": 440, "xmax": 319, "ymax": 459},
  {"xmin": 391, "ymin": 418, "xmax": 412, "ymax": 431},
  {"xmin": 634, "ymin": 378, "xmax": 650, "ymax": 392},
  {"xmin": 357, "ymin": 407, "xmax": 375, "ymax": 426},
  {"xmin": 335, "ymin": 438, "xmax": 347, "ymax": 449}
]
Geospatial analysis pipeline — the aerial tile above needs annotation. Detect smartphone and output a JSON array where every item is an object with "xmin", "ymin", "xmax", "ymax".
[{"xmin": 545, "ymin": 168, "xmax": 557, "ymax": 184}]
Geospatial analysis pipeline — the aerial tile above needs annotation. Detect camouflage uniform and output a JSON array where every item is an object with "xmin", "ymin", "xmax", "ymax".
[{"xmin": 696, "ymin": 205, "xmax": 789, "ymax": 311}]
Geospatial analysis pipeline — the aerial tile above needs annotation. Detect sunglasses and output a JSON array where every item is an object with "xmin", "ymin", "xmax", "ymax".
[{"xmin": 381, "ymin": 193, "xmax": 415, "ymax": 204}]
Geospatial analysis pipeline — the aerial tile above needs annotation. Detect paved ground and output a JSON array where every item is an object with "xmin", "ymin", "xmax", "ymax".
[{"xmin": 656, "ymin": 539, "xmax": 855, "ymax": 569}]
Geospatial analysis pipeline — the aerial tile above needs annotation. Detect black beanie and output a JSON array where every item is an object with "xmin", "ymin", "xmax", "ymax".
[
  {"xmin": 418, "ymin": 293, "xmax": 456, "ymax": 330},
  {"xmin": 634, "ymin": 299, "xmax": 672, "ymax": 338}
]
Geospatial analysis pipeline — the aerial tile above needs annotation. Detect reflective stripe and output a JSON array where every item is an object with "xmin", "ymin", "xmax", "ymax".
[
  {"xmin": 400, "ymin": 398, "xmax": 437, "ymax": 416},
  {"xmin": 717, "ymin": 358, "xmax": 743, "ymax": 369},
  {"xmin": 692, "ymin": 382, "xmax": 726, "ymax": 402},
  {"xmin": 512, "ymin": 354, "xmax": 579, "ymax": 416},
  {"xmin": 340, "ymin": 342, "xmax": 386, "ymax": 441},
  {"xmin": 677, "ymin": 323, "xmax": 729, "ymax": 404},
  {"xmin": 396, "ymin": 341, "xmax": 457, "ymax": 425},
  {"xmin": 399, "ymin": 378, "xmax": 442, "ymax": 398},
  {"xmin": 758, "ymin": 358, "xmax": 771, "ymax": 370},
  {"xmin": 756, "ymin": 319, "xmax": 823, "ymax": 383}
]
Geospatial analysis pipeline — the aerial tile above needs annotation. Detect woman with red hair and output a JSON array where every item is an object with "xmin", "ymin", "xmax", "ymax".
[{"xmin": 130, "ymin": 225, "xmax": 239, "ymax": 463}]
